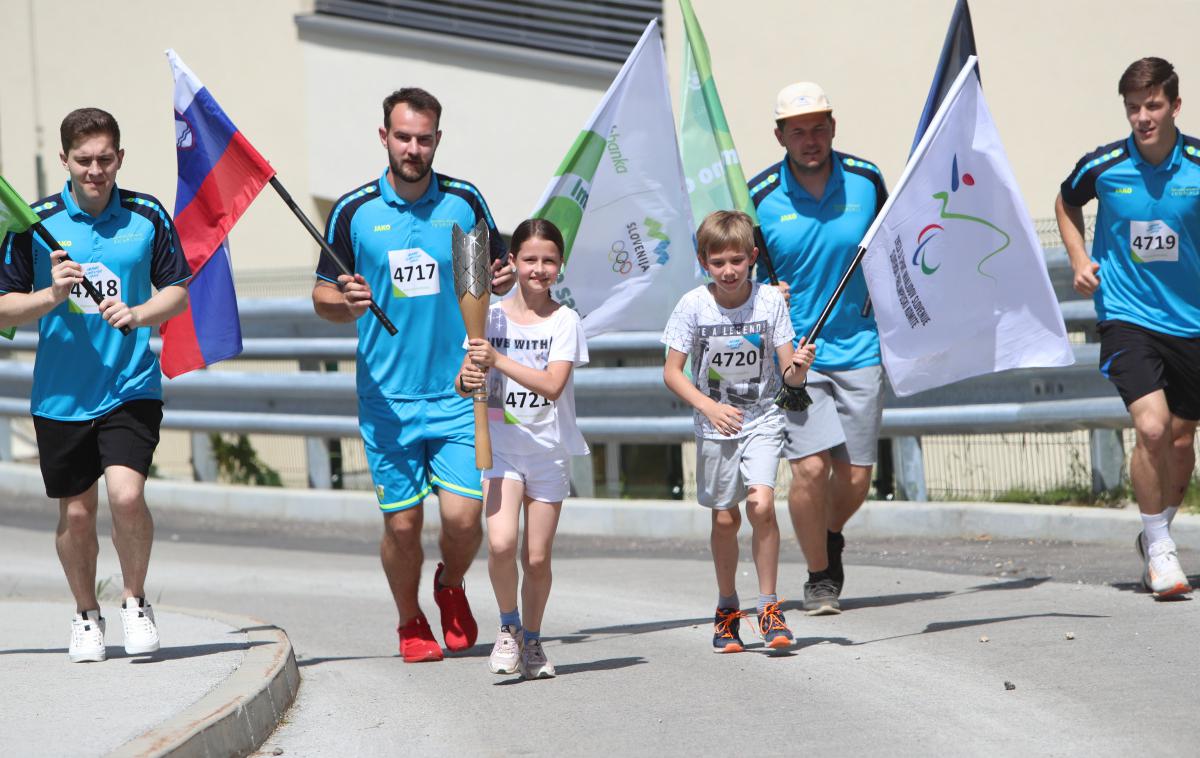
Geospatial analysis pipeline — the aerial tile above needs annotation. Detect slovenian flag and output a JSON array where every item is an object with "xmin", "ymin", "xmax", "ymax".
[{"xmin": 160, "ymin": 49, "xmax": 274, "ymax": 378}]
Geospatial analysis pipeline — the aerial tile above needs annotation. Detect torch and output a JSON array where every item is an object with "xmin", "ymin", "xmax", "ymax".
[{"xmin": 451, "ymin": 219, "xmax": 493, "ymax": 470}]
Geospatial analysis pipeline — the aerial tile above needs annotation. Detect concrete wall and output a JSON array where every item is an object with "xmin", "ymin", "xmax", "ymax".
[
  {"xmin": 662, "ymin": 0, "xmax": 1200, "ymax": 218},
  {"xmin": 7, "ymin": 1, "xmax": 1200, "ymax": 269},
  {"xmin": 0, "ymin": 0, "xmax": 320, "ymax": 274}
]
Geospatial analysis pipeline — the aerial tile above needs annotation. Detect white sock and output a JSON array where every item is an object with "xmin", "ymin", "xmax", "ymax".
[
  {"xmin": 1141, "ymin": 511, "xmax": 1171, "ymax": 547},
  {"xmin": 1165, "ymin": 505, "xmax": 1179, "ymax": 525}
]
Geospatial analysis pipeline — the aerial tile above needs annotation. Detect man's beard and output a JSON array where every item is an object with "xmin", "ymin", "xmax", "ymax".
[{"xmin": 391, "ymin": 155, "xmax": 432, "ymax": 183}]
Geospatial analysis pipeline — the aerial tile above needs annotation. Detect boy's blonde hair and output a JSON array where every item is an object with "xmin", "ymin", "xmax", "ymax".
[{"xmin": 696, "ymin": 210, "xmax": 755, "ymax": 262}]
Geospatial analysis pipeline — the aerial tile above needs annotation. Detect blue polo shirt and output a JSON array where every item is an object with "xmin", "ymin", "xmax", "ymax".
[
  {"xmin": 749, "ymin": 152, "xmax": 887, "ymax": 371},
  {"xmin": 1060, "ymin": 131, "xmax": 1200, "ymax": 337},
  {"xmin": 317, "ymin": 170, "xmax": 505, "ymax": 399},
  {"xmin": 0, "ymin": 181, "xmax": 190, "ymax": 420}
]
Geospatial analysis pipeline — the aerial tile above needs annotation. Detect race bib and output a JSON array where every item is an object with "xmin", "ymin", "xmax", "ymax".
[
  {"xmin": 68, "ymin": 262, "xmax": 121, "ymax": 315},
  {"xmin": 388, "ymin": 248, "xmax": 440, "ymax": 298},
  {"xmin": 1130, "ymin": 220, "xmax": 1179, "ymax": 263},
  {"xmin": 706, "ymin": 334, "xmax": 762, "ymax": 383},
  {"xmin": 500, "ymin": 377, "xmax": 554, "ymax": 425}
]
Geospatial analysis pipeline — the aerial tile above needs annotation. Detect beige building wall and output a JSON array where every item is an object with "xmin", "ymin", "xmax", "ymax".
[
  {"xmin": 0, "ymin": 0, "xmax": 320, "ymax": 274},
  {"xmin": 663, "ymin": 0, "xmax": 1200, "ymax": 221}
]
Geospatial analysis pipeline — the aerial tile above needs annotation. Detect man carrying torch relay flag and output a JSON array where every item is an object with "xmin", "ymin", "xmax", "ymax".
[{"xmin": 313, "ymin": 87, "xmax": 514, "ymax": 662}]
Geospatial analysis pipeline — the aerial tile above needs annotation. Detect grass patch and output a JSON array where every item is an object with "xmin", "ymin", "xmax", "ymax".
[{"xmin": 993, "ymin": 484, "xmax": 1128, "ymax": 507}]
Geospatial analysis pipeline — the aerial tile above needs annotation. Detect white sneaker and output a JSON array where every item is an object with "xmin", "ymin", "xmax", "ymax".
[
  {"xmin": 520, "ymin": 638, "xmax": 555, "ymax": 680},
  {"xmin": 1146, "ymin": 538, "xmax": 1192, "ymax": 598},
  {"xmin": 69, "ymin": 610, "xmax": 106, "ymax": 663},
  {"xmin": 488, "ymin": 625, "xmax": 522, "ymax": 674},
  {"xmin": 119, "ymin": 597, "xmax": 160, "ymax": 655}
]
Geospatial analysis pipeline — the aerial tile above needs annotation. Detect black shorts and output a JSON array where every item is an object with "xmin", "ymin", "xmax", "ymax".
[
  {"xmin": 33, "ymin": 400, "xmax": 163, "ymax": 499},
  {"xmin": 1098, "ymin": 320, "xmax": 1200, "ymax": 421}
]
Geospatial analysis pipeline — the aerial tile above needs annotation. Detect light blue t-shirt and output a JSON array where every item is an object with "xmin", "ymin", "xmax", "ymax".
[
  {"xmin": 749, "ymin": 152, "xmax": 888, "ymax": 371},
  {"xmin": 317, "ymin": 170, "xmax": 505, "ymax": 399},
  {"xmin": 1060, "ymin": 131, "xmax": 1200, "ymax": 337},
  {"xmin": 0, "ymin": 181, "xmax": 190, "ymax": 420}
]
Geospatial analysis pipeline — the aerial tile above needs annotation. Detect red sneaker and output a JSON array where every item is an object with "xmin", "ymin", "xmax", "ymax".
[
  {"xmin": 398, "ymin": 613, "xmax": 443, "ymax": 663},
  {"xmin": 433, "ymin": 562, "xmax": 478, "ymax": 651}
]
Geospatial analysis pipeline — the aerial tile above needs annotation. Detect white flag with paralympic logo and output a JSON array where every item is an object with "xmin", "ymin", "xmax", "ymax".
[
  {"xmin": 532, "ymin": 19, "xmax": 697, "ymax": 336},
  {"xmin": 859, "ymin": 56, "xmax": 1073, "ymax": 396}
]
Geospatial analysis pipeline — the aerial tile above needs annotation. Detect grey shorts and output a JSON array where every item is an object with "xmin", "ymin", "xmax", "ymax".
[
  {"xmin": 781, "ymin": 365, "xmax": 883, "ymax": 465},
  {"xmin": 695, "ymin": 417, "xmax": 783, "ymax": 509}
]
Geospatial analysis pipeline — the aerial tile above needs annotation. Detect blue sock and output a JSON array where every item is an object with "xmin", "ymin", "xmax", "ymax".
[
  {"xmin": 523, "ymin": 629, "xmax": 541, "ymax": 644},
  {"xmin": 758, "ymin": 593, "xmax": 778, "ymax": 615},
  {"xmin": 499, "ymin": 609, "xmax": 521, "ymax": 629}
]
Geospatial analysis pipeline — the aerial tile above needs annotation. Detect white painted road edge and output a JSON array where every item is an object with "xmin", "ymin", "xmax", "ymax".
[{"xmin": 1, "ymin": 461, "xmax": 1193, "ymax": 550}]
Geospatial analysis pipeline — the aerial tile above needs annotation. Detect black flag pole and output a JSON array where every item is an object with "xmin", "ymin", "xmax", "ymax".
[
  {"xmin": 268, "ymin": 176, "xmax": 397, "ymax": 336},
  {"xmin": 803, "ymin": 246, "xmax": 867, "ymax": 346},
  {"xmin": 752, "ymin": 225, "xmax": 780, "ymax": 285},
  {"xmin": 31, "ymin": 222, "xmax": 131, "ymax": 336}
]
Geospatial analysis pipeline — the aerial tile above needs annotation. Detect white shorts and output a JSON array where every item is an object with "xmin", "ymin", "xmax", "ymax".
[
  {"xmin": 483, "ymin": 450, "xmax": 571, "ymax": 503},
  {"xmin": 695, "ymin": 417, "xmax": 784, "ymax": 510}
]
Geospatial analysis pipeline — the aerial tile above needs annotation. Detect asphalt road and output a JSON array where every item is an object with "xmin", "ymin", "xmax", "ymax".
[{"xmin": 2, "ymin": 499, "xmax": 1198, "ymax": 757}]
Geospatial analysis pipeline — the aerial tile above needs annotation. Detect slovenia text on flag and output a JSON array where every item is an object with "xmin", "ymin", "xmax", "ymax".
[
  {"xmin": 160, "ymin": 49, "xmax": 274, "ymax": 378},
  {"xmin": 532, "ymin": 19, "xmax": 696, "ymax": 336},
  {"xmin": 859, "ymin": 57, "xmax": 1073, "ymax": 396}
]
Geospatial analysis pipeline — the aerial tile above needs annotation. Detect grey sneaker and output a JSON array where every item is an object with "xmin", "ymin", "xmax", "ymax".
[
  {"xmin": 488, "ymin": 625, "xmax": 522, "ymax": 675},
  {"xmin": 803, "ymin": 577, "xmax": 842, "ymax": 616},
  {"xmin": 520, "ymin": 638, "xmax": 555, "ymax": 679}
]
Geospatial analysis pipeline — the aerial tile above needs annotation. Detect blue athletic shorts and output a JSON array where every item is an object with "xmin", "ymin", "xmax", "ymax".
[{"xmin": 359, "ymin": 395, "xmax": 482, "ymax": 511}]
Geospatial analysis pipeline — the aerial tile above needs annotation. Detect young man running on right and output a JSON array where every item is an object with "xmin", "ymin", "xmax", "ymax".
[{"xmin": 1055, "ymin": 57, "xmax": 1200, "ymax": 598}]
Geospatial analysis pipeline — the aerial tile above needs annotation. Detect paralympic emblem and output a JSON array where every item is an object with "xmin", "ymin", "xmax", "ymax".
[{"xmin": 912, "ymin": 154, "xmax": 1010, "ymax": 279}]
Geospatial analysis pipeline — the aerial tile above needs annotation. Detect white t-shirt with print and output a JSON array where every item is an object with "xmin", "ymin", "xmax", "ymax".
[
  {"xmin": 661, "ymin": 282, "xmax": 795, "ymax": 440},
  {"xmin": 478, "ymin": 302, "xmax": 590, "ymax": 457}
]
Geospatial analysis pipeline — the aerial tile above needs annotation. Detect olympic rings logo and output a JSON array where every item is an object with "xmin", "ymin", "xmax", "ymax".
[{"xmin": 609, "ymin": 241, "xmax": 632, "ymax": 275}]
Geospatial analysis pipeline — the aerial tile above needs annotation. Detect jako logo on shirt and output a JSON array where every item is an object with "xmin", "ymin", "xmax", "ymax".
[{"xmin": 911, "ymin": 153, "xmax": 1010, "ymax": 279}]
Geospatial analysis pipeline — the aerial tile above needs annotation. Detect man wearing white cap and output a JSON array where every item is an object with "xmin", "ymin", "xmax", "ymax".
[{"xmin": 747, "ymin": 82, "xmax": 887, "ymax": 615}]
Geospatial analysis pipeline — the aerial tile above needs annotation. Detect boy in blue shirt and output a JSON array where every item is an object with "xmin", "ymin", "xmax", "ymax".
[
  {"xmin": 1055, "ymin": 57, "xmax": 1200, "ymax": 598},
  {"xmin": 0, "ymin": 108, "xmax": 191, "ymax": 661}
]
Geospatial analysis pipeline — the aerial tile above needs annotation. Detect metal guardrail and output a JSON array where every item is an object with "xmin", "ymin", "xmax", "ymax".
[{"xmin": 0, "ymin": 246, "xmax": 1124, "ymax": 497}]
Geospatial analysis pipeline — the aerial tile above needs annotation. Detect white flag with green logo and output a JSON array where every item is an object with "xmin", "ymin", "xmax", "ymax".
[
  {"xmin": 860, "ymin": 57, "xmax": 1072, "ymax": 396},
  {"xmin": 533, "ymin": 19, "xmax": 696, "ymax": 336}
]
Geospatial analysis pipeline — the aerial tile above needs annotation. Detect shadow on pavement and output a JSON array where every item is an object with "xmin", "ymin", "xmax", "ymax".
[
  {"xmin": 297, "ymin": 655, "xmax": 396, "ymax": 667},
  {"xmin": 858, "ymin": 612, "xmax": 1108, "ymax": 646},
  {"xmin": 0, "ymin": 641, "xmax": 264, "ymax": 660},
  {"xmin": 128, "ymin": 641, "xmax": 266, "ymax": 663},
  {"xmin": 493, "ymin": 656, "xmax": 647, "ymax": 684}
]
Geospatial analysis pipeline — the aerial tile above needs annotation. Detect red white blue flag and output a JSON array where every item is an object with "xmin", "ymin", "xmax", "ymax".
[{"xmin": 160, "ymin": 49, "xmax": 274, "ymax": 378}]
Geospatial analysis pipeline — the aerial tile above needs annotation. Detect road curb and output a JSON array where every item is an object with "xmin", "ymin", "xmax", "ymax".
[
  {"xmin": 1, "ymin": 461, "xmax": 1196, "ymax": 550},
  {"xmin": 105, "ymin": 607, "xmax": 300, "ymax": 758}
]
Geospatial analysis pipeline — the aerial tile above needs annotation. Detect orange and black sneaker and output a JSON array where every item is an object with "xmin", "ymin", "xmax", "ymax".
[
  {"xmin": 712, "ymin": 607, "xmax": 745, "ymax": 653},
  {"xmin": 758, "ymin": 601, "xmax": 794, "ymax": 649},
  {"xmin": 433, "ymin": 562, "xmax": 478, "ymax": 652},
  {"xmin": 398, "ymin": 613, "xmax": 444, "ymax": 663}
]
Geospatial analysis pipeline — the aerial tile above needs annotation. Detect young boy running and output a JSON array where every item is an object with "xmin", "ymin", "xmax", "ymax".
[{"xmin": 662, "ymin": 210, "xmax": 816, "ymax": 652}]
